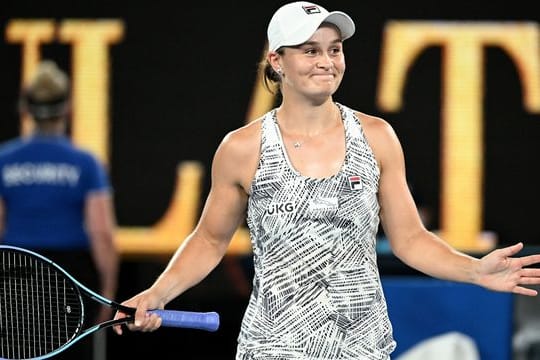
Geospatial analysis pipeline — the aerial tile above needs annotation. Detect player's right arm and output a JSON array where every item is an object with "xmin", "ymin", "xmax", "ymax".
[{"xmin": 113, "ymin": 120, "xmax": 262, "ymax": 334}]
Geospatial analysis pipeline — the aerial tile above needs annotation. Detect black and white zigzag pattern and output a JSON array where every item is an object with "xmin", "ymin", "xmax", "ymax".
[{"xmin": 236, "ymin": 103, "xmax": 396, "ymax": 359}]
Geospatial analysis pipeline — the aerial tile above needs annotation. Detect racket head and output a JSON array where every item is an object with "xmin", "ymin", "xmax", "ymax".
[{"xmin": 0, "ymin": 245, "xmax": 85, "ymax": 359}]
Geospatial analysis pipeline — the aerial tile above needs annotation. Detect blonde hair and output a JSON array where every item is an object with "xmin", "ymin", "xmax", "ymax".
[
  {"xmin": 26, "ymin": 60, "xmax": 69, "ymax": 102},
  {"xmin": 21, "ymin": 60, "xmax": 70, "ymax": 120}
]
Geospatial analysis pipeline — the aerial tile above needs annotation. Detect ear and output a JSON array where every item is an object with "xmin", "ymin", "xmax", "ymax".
[{"xmin": 267, "ymin": 51, "xmax": 282, "ymax": 74}]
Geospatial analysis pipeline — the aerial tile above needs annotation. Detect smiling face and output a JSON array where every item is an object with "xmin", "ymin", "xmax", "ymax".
[{"xmin": 269, "ymin": 23, "xmax": 346, "ymax": 102}]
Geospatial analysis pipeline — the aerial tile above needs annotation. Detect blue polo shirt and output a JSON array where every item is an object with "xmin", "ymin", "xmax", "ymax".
[{"xmin": 0, "ymin": 134, "xmax": 110, "ymax": 250}]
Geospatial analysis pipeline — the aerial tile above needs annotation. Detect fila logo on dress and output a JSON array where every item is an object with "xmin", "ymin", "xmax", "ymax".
[{"xmin": 349, "ymin": 176, "xmax": 363, "ymax": 191}]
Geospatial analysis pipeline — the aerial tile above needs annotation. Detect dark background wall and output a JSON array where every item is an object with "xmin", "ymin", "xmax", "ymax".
[
  {"xmin": 2, "ymin": 0, "xmax": 539, "ymax": 245},
  {"xmin": 1, "ymin": 0, "xmax": 540, "ymax": 358}
]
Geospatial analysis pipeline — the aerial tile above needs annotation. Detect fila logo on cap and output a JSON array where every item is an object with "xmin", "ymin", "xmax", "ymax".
[
  {"xmin": 302, "ymin": 5, "xmax": 321, "ymax": 14},
  {"xmin": 267, "ymin": 2, "xmax": 356, "ymax": 52}
]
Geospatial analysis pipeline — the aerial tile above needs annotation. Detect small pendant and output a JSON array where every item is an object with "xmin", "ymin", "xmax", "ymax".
[{"xmin": 293, "ymin": 141, "xmax": 301, "ymax": 148}]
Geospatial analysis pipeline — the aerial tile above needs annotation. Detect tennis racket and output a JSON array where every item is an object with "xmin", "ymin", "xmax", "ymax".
[{"xmin": 0, "ymin": 245, "xmax": 220, "ymax": 360}]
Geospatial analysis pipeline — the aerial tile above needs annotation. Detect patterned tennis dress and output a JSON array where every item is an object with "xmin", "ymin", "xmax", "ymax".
[{"xmin": 236, "ymin": 103, "xmax": 396, "ymax": 359}]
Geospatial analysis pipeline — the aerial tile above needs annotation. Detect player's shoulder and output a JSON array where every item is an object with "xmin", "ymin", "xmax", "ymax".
[
  {"xmin": 220, "ymin": 117, "xmax": 263, "ymax": 154},
  {"xmin": 352, "ymin": 109, "xmax": 391, "ymax": 128},
  {"xmin": 342, "ymin": 105, "xmax": 395, "ymax": 137},
  {"xmin": 344, "ymin": 107, "xmax": 401, "ymax": 157},
  {"xmin": 212, "ymin": 117, "xmax": 263, "ymax": 184}
]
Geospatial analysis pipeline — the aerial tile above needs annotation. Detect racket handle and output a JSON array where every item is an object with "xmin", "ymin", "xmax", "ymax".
[{"xmin": 149, "ymin": 310, "xmax": 220, "ymax": 332}]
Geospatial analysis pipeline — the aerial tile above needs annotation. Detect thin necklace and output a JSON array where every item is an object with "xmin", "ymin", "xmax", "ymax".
[{"xmin": 292, "ymin": 107, "xmax": 340, "ymax": 149}]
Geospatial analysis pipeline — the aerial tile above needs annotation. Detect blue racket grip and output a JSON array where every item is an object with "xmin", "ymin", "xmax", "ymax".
[{"xmin": 148, "ymin": 310, "xmax": 220, "ymax": 332}]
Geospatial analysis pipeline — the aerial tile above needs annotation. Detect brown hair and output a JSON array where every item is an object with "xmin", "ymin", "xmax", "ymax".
[{"xmin": 260, "ymin": 48, "xmax": 284, "ymax": 95}]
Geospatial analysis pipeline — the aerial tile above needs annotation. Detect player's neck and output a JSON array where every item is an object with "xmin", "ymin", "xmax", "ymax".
[{"xmin": 276, "ymin": 100, "xmax": 340, "ymax": 136}]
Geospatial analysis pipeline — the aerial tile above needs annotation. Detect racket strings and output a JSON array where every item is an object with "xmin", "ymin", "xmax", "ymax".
[{"xmin": 0, "ymin": 250, "xmax": 84, "ymax": 359}]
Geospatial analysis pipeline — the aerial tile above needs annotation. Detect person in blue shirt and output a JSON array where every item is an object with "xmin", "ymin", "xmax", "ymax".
[{"xmin": 0, "ymin": 59, "xmax": 119, "ymax": 360}]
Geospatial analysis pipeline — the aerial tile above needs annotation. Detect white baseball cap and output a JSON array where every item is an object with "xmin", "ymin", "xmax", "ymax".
[{"xmin": 267, "ymin": 2, "xmax": 356, "ymax": 52}]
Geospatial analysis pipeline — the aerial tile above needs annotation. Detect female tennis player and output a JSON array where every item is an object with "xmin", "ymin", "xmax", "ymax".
[{"xmin": 113, "ymin": 2, "xmax": 540, "ymax": 359}]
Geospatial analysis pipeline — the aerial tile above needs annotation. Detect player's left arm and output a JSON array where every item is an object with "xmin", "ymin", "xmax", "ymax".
[{"xmin": 362, "ymin": 113, "xmax": 478, "ymax": 282}]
